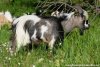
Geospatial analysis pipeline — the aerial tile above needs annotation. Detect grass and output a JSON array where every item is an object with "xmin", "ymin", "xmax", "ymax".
[{"xmin": 0, "ymin": 3, "xmax": 100, "ymax": 67}]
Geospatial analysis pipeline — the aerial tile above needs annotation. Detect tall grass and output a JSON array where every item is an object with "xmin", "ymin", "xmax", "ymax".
[{"xmin": 0, "ymin": 3, "xmax": 100, "ymax": 67}]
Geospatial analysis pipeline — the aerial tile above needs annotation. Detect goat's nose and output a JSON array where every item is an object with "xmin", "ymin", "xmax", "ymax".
[
  {"xmin": 86, "ymin": 23, "xmax": 90, "ymax": 29},
  {"xmin": 84, "ymin": 22, "xmax": 90, "ymax": 28}
]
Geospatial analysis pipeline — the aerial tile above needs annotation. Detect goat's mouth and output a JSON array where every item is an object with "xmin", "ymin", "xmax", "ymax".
[{"xmin": 84, "ymin": 23, "xmax": 90, "ymax": 29}]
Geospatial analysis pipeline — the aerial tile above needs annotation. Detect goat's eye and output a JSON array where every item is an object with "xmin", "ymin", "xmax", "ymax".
[
  {"xmin": 86, "ymin": 22, "xmax": 88, "ymax": 24},
  {"xmin": 83, "ymin": 20, "xmax": 85, "ymax": 24}
]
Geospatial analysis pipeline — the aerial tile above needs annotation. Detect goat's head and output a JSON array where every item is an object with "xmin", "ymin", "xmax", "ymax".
[
  {"xmin": 57, "ymin": 6, "xmax": 90, "ymax": 35},
  {"xmin": 74, "ymin": 5, "xmax": 90, "ymax": 30},
  {"xmin": 70, "ymin": 5, "xmax": 90, "ymax": 35}
]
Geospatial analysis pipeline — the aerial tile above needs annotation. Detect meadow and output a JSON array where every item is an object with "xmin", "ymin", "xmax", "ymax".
[{"xmin": 0, "ymin": 1, "xmax": 100, "ymax": 67}]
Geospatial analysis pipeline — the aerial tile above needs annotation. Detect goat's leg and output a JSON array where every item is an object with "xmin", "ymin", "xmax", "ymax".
[
  {"xmin": 48, "ymin": 35, "xmax": 55, "ymax": 54},
  {"xmin": 79, "ymin": 28, "xmax": 84, "ymax": 35},
  {"xmin": 9, "ymin": 34, "xmax": 17, "ymax": 55},
  {"xmin": 60, "ymin": 32, "xmax": 64, "ymax": 46}
]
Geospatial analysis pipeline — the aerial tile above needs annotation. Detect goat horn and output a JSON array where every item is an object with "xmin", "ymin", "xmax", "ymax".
[
  {"xmin": 73, "ymin": 5, "xmax": 83, "ymax": 14},
  {"xmin": 73, "ymin": 5, "xmax": 88, "ymax": 20}
]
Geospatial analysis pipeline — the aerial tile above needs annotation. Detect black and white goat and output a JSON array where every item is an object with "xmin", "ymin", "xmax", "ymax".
[
  {"xmin": 9, "ymin": 14, "xmax": 66, "ymax": 54},
  {"xmin": 51, "ymin": 6, "xmax": 90, "ymax": 35}
]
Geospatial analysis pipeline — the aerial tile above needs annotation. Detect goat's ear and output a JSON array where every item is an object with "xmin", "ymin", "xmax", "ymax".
[
  {"xmin": 74, "ymin": 5, "xmax": 83, "ymax": 13},
  {"xmin": 73, "ymin": 5, "xmax": 84, "ymax": 17},
  {"xmin": 83, "ymin": 10, "xmax": 88, "ymax": 20}
]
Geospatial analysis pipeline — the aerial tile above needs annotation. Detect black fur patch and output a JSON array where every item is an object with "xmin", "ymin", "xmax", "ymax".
[
  {"xmin": 86, "ymin": 20, "xmax": 88, "ymax": 24},
  {"xmin": 24, "ymin": 20, "xmax": 35, "ymax": 37}
]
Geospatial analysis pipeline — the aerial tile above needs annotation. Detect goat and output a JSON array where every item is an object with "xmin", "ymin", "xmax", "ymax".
[
  {"xmin": 9, "ymin": 14, "xmax": 66, "ymax": 54},
  {"xmin": 0, "ymin": 11, "xmax": 13, "ymax": 30}
]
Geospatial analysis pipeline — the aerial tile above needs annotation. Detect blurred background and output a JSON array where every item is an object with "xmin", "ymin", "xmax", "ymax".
[{"xmin": 0, "ymin": 0, "xmax": 100, "ymax": 16}]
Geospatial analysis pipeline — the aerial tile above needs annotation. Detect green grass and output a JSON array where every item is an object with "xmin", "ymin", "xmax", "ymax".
[{"xmin": 0, "ymin": 3, "xmax": 100, "ymax": 67}]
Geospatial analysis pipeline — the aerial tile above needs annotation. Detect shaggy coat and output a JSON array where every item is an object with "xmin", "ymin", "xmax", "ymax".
[{"xmin": 10, "ymin": 15, "xmax": 65, "ymax": 54}]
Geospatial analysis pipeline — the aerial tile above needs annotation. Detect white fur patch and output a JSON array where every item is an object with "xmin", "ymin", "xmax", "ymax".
[
  {"xmin": 16, "ymin": 22, "xmax": 30, "ymax": 51},
  {"xmin": 13, "ymin": 17, "xmax": 20, "ymax": 25},
  {"xmin": 13, "ymin": 15, "xmax": 41, "ymax": 25},
  {"xmin": 31, "ymin": 29, "xmax": 37, "ymax": 40},
  {"xmin": 49, "ymin": 35, "xmax": 55, "ymax": 50},
  {"xmin": 84, "ymin": 21, "xmax": 89, "ymax": 28},
  {"xmin": 67, "ymin": 12, "xmax": 75, "ymax": 19},
  {"xmin": 4, "ymin": 11, "xmax": 13, "ymax": 22},
  {"xmin": 40, "ymin": 25, "xmax": 48, "ymax": 40},
  {"xmin": 15, "ymin": 15, "xmax": 41, "ymax": 51}
]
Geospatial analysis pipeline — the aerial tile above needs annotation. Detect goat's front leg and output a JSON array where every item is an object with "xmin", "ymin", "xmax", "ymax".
[
  {"xmin": 79, "ymin": 28, "xmax": 84, "ymax": 35},
  {"xmin": 48, "ymin": 35, "xmax": 56, "ymax": 55}
]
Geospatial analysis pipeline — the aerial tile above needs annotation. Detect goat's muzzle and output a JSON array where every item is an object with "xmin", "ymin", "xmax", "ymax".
[{"xmin": 83, "ymin": 20, "xmax": 90, "ymax": 30}]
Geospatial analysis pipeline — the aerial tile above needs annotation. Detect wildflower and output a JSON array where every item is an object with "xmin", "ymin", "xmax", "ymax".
[
  {"xmin": 18, "ymin": 62, "xmax": 21, "ymax": 65},
  {"xmin": 32, "ymin": 65, "xmax": 35, "ymax": 67},
  {"xmin": 38, "ymin": 58, "xmax": 44, "ymax": 63}
]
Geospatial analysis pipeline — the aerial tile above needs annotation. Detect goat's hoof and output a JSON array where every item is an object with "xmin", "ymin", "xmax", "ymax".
[
  {"xmin": 47, "ymin": 51, "xmax": 53, "ymax": 58},
  {"xmin": 9, "ymin": 48, "xmax": 16, "ymax": 56}
]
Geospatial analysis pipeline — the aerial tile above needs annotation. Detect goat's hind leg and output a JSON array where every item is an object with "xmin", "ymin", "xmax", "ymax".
[{"xmin": 9, "ymin": 33, "xmax": 17, "ymax": 55}]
